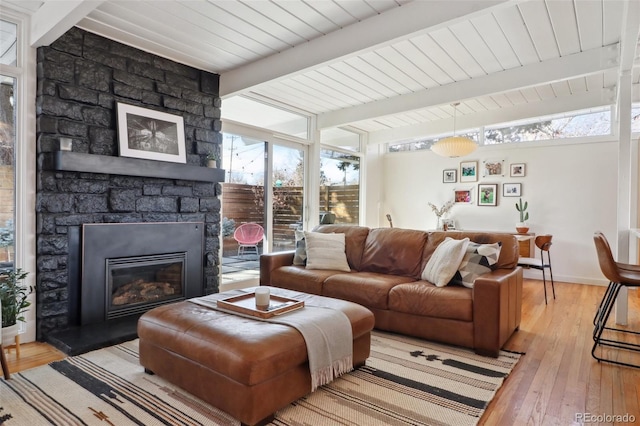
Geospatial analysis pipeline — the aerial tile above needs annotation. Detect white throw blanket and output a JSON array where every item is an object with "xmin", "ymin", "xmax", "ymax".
[{"xmin": 189, "ymin": 288, "xmax": 353, "ymax": 391}]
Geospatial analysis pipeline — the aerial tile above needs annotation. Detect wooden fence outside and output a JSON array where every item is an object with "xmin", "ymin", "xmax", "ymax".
[{"xmin": 221, "ymin": 183, "xmax": 359, "ymax": 254}]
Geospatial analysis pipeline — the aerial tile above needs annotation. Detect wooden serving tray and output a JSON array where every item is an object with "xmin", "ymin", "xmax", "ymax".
[{"xmin": 216, "ymin": 292, "xmax": 304, "ymax": 319}]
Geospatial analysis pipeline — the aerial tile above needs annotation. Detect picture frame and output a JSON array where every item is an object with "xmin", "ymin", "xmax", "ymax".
[
  {"xmin": 116, "ymin": 102, "xmax": 186, "ymax": 164},
  {"xmin": 460, "ymin": 161, "xmax": 478, "ymax": 182},
  {"xmin": 503, "ymin": 183, "xmax": 522, "ymax": 197},
  {"xmin": 454, "ymin": 189, "xmax": 472, "ymax": 204},
  {"xmin": 441, "ymin": 218, "xmax": 456, "ymax": 230},
  {"xmin": 478, "ymin": 184, "xmax": 498, "ymax": 206},
  {"xmin": 443, "ymin": 169, "xmax": 457, "ymax": 183},
  {"xmin": 482, "ymin": 159, "xmax": 505, "ymax": 177},
  {"xmin": 510, "ymin": 163, "xmax": 526, "ymax": 177}
]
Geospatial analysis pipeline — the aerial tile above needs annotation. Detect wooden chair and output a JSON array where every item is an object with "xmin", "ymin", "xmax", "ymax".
[
  {"xmin": 592, "ymin": 231, "xmax": 640, "ymax": 368},
  {"xmin": 1, "ymin": 299, "xmax": 10, "ymax": 379},
  {"xmin": 517, "ymin": 234, "xmax": 555, "ymax": 304}
]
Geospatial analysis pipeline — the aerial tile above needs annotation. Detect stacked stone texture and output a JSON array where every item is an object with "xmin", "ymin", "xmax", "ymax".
[{"xmin": 35, "ymin": 27, "xmax": 222, "ymax": 339}]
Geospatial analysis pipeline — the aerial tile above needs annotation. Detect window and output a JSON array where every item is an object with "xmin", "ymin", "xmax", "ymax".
[
  {"xmin": 632, "ymin": 104, "xmax": 640, "ymax": 134},
  {"xmin": 222, "ymin": 96, "xmax": 309, "ymax": 139},
  {"xmin": 320, "ymin": 127, "xmax": 360, "ymax": 152},
  {"xmin": 319, "ymin": 149, "xmax": 360, "ymax": 224},
  {"xmin": 387, "ymin": 106, "xmax": 613, "ymax": 153},
  {"xmin": 0, "ymin": 74, "xmax": 15, "ymax": 269},
  {"xmin": 485, "ymin": 107, "xmax": 611, "ymax": 144},
  {"xmin": 0, "ymin": 17, "xmax": 17, "ymax": 270},
  {"xmin": 388, "ymin": 131, "xmax": 479, "ymax": 153}
]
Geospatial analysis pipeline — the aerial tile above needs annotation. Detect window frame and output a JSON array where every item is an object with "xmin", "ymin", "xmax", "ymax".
[{"xmin": 0, "ymin": 9, "xmax": 37, "ymax": 341}]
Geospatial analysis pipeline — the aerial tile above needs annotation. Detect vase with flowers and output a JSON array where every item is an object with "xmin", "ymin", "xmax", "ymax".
[{"xmin": 428, "ymin": 200, "xmax": 455, "ymax": 230}]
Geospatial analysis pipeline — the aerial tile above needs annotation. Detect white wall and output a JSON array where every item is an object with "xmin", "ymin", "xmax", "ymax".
[{"xmin": 375, "ymin": 139, "xmax": 620, "ymax": 285}]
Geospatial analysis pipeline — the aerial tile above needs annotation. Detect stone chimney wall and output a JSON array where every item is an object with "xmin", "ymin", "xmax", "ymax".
[{"xmin": 35, "ymin": 27, "xmax": 222, "ymax": 339}]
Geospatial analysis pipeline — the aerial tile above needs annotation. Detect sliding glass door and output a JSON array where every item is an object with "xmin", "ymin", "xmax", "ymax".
[
  {"xmin": 271, "ymin": 144, "xmax": 305, "ymax": 252},
  {"xmin": 220, "ymin": 132, "xmax": 306, "ymax": 287}
]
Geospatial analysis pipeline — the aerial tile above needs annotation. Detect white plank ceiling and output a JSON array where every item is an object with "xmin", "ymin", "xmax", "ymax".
[{"xmin": 2, "ymin": 0, "xmax": 639, "ymax": 143}]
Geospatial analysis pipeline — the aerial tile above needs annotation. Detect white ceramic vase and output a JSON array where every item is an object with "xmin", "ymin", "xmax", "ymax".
[{"xmin": 2, "ymin": 324, "xmax": 19, "ymax": 347}]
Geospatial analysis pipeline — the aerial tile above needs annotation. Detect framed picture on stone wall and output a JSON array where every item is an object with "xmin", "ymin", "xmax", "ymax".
[{"xmin": 116, "ymin": 102, "xmax": 186, "ymax": 164}]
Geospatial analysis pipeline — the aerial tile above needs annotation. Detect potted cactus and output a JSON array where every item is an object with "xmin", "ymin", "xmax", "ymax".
[{"xmin": 515, "ymin": 198, "xmax": 529, "ymax": 234}]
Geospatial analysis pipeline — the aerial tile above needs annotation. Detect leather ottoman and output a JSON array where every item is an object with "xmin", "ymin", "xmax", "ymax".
[{"xmin": 137, "ymin": 287, "xmax": 374, "ymax": 426}]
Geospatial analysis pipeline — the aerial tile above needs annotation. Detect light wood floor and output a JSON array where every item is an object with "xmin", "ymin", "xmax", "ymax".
[{"xmin": 3, "ymin": 280, "xmax": 639, "ymax": 425}]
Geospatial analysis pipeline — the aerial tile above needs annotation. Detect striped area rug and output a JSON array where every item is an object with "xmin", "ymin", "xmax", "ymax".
[{"xmin": 0, "ymin": 331, "xmax": 520, "ymax": 425}]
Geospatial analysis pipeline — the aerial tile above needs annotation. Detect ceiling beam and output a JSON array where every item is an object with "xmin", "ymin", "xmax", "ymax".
[
  {"xmin": 220, "ymin": 0, "xmax": 512, "ymax": 97},
  {"xmin": 618, "ymin": 0, "xmax": 640, "ymax": 72},
  {"xmin": 31, "ymin": 0, "xmax": 104, "ymax": 47},
  {"xmin": 368, "ymin": 88, "xmax": 618, "ymax": 145},
  {"xmin": 318, "ymin": 44, "xmax": 620, "ymax": 130}
]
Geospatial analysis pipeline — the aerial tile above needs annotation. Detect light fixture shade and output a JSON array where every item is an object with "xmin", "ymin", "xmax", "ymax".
[{"xmin": 431, "ymin": 136, "xmax": 477, "ymax": 158}]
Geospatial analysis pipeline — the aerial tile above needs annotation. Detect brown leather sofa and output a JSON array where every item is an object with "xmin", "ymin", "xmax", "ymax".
[{"xmin": 260, "ymin": 225, "xmax": 523, "ymax": 357}]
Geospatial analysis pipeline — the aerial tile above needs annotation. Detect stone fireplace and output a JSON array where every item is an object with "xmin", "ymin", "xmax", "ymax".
[{"xmin": 35, "ymin": 27, "xmax": 224, "ymax": 353}]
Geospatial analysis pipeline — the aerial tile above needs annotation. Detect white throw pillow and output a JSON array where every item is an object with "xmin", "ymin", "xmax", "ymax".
[
  {"xmin": 421, "ymin": 237, "xmax": 470, "ymax": 287},
  {"xmin": 304, "ymin": 231, "xmax": 350, "ymax": 272}
]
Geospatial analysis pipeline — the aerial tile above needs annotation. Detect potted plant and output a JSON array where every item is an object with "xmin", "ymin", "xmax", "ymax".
[
  {"xmin": 515, "ymin": 198, "xmax": 529, "ymax": 234},
  {"xmin": 0, "ymin": 268, "xmax": 31, "ymax": 346},
  {"xmin": 206, "ymin": 152, "xmax": 220, "ymax": 168}
]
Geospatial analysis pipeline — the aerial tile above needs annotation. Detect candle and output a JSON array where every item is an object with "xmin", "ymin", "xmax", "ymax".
[{"xmin": 255, "ymin": 287, "xmax": 270, "ymax": 308}]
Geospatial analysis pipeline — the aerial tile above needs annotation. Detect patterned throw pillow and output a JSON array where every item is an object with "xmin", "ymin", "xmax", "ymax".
[
  {"xmin": 421, "ymin": 237, "xmax": 470, "ymax": 287},
  {"xmin": 450, "ymin": 241, "xmax": 502, "ymax": 288},
  {"xmin": 293, "ymin": 229, "xmax": 307, "ymax": 266}
]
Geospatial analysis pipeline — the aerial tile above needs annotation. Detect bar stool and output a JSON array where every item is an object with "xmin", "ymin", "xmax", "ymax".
[
  {"xmin": 517, "ymin": 235, "xmax": 555, "ymax": 304},
  {"xmin": 0, "ymin": 299, "xmax": 10, "ymax": 379},
  {"xmin": 592, "ymin": 231, "xmax": 640, "ymax": 368}
]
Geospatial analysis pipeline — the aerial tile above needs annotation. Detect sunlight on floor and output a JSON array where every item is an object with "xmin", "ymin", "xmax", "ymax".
[{"xmin": 221, "ymin": 256, "xmax": 259, "ymax": 291}]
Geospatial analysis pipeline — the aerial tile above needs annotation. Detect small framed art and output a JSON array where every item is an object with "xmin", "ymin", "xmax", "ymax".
[
  {"xmin": 460, "ymin": 161, "xmax": 478, "ymax": 182},
  {"xmin": 478, "ymin": 184, "xmax": 498, "ymax": 206},
  {"xmin": 454, "ymin": 189, "xmax": 472, "ymax": 204},
  {"xmin": 441, "ymin": 218, "xmax": 456, "ymax": 230},
  {"xmin": 503, "ymin": 183, "xmax": 522, "ymax": 197},
  {"xmin": 443, "ymin": 169, "xmax": 457, "ymax": 183},
  {"xmin": 483, "ymin": 159, "xmax": 504, "ymax": 177},
  {"xmin": 510, "ymin": 163, "xmax": 526, "ymax": 177}
]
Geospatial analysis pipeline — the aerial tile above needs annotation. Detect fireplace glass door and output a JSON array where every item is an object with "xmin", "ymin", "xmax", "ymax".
[{"xmin": 106, "ymin": 253, "xmax": 186, "ymax": 319}]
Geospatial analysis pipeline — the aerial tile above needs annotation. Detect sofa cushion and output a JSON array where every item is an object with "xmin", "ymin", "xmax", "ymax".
[
  {"xmin": 359, "ymin": 228, "xmax": 429, "ymax": 279},
  {"xmin": 451, "ymin": 241, "xmax": 502, "ymax": 288},
  {"xmin": 314, "ymin": 225, "xmax": 370, "ymax": 271},
  {"xmin": 322, "ymin": 272, "xmax": 415, "ymax": 310},
  {"xmin": 293, "ymin": 230, "xmax": 307, "ymax": 266},
  {"xmin": 388, "ymin": 282, "xmax": 473, "ymax": 321},
  {"xmin": 421, "ymin": 237, "xmax": 469, "ymax": 287},
  {"xmin": 271, "ymin": 266, "xmax": 338, "ymax": 295},
  {"xmin": 304, "ymin": 232, "xmax": 350, "ymax": 272}
]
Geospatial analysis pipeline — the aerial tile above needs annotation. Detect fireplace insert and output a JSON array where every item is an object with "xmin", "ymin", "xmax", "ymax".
[{"xmin": 81, "ymin": 222, "xmax": 204, "ymax": 325}]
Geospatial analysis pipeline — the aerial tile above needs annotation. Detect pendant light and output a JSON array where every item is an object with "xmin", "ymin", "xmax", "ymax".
[{"xmin": 431, "ymin": 102, "xmax": 477, "ymax": 158}]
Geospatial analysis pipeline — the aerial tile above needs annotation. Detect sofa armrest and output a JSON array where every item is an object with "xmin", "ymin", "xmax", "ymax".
[
  {"xmin": 260, "ymin": 251, "xmax": 295, "ymax": 286},
  {"xmin": 472, "ymin": 267, "xmax": 523, "ymax": 357}
]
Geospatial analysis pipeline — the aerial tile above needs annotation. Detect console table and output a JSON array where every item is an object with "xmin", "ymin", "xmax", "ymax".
[{"xmin": 514, "ymin": 233, "xmax": 535, "ymax": 257}]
